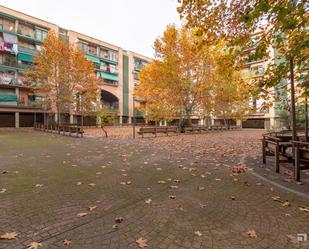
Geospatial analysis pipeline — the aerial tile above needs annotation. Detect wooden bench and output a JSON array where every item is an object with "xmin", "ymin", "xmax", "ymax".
[
  {"xmin": 262, "ymin": 132, "xmax": 293, "ymax": 173},
  {"xmin": 183, "ymin": 126, "xmax": 210, "ymax": 133},
  {"xmin": 138, "ymin": 126, "xmax": 178, "ymax": 138},
  {"xmin": 34, "ymin": 123, "xmax": 84, "ymax": 137},
  {"xmin": 292, "ymin": 141, "xmax": 309, "ymax": 181}
]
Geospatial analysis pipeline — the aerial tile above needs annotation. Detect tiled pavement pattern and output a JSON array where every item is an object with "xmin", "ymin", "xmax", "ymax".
[{"xmin": 0, "ymin": 129, "xmax": 308, "ymax": 249}]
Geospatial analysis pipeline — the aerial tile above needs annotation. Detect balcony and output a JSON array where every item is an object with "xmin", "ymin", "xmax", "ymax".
[
  {"xmin": 0, "ymin": 61, "xmax": 17, "ymax": 69},
  {"xmin": 0, "ymin": 24, "xmax": 15, "ymax": 33},
  {"xmin": 18, "ymin": 46, "xmax": 36, "ymax": 55},
  {"xmin": 0, "ymin": 94, "xmax": 42, "ymax": 108},
  {"xmin": 18, "ymin": 63, "xmax": 32, "ymax": 70}
]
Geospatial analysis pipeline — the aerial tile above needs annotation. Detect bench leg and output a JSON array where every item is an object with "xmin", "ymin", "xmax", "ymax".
[
  {"xmin": 262, "ymin": 139, "xmax": 266, "ymax": 164},
  {"xmin": 275, "ymin": 145, "xmax": 279, "ymax": 173}
]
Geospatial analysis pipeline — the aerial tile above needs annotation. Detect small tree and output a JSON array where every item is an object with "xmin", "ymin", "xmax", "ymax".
[{"xmin": 89, "ymin": 105, "xmax": 116, "ymax": 138}]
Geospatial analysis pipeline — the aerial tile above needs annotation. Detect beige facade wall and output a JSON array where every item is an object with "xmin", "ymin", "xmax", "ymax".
[{"xmin": 0, "ymin": 4, "xmax": 152, "ymax": 125}]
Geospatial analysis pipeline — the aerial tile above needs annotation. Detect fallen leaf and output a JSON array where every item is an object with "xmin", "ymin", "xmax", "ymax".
[
  {"xmin": 282, "ymin": 201, "xmax": 290, "ymax": 207},
  {"xmin": 169, "ymin": 195, "xmax": 176, "ymax": 199},
  {"xmin": 136, "ymin": 238, "xmax": 148, "ymax": 248},
  {"xmin": 35, "ymin": 184, "xmax": 43, "ymax": 187},
  {"xmin": 198, "ymin": 186, "xmax": 205, "ymax": 191},
  {"xmin": 246, "ymin": 229, "xmax": 257, "ymax": 238},
  {"xmin": 27, "ymin": 242, "xmax": 42, "ymax": 249},
  {"xmin": 299, "ymin": 206, "xmax": 309, "ymax": 212},
  {"xmin": 63, "ymin": 239, "xmax": 71, "ymax": 246},
  {"xmin": 0, "ymin": 188, "xmax": 7, "ymax": 193},
  {"xmin": 158, "ymin": 180, "xmax": 166, "ymax": 184},
  {"xmin": 112, "ymin": 224, "xmax": 118, "ymax": 229},
  {"xmin": 0, "ymin": 231, "xmax": 18, "ymax": 240},
  {"xmin": 145, "ymin": 198, "xmax": 152, "ymax": 204},
  {"xmin": 170, "ymin": 185, "xmax": 179, "ymax": 189},
  {"xmin": 88, "ymin": 183, "xmax": 96, "ymax": 187},
  {"xmin": 77, "ymin": 212, "xmax": 88, "ymax": 217},
  {"xmin": 115, "ymin": 217, "xmax": 124, "ymax": 223},
  {"xmin": 194, "ymin": 231, "xmax": 202, "ymax": 237},
  {"xmin": 76, "ymin": 182, "xmax": 82, "ymax": 186},
  {"xmin": 88, "ymin": 205, "xmax": 97, "ymax": 211},
  {"xmin": 272, "ymin": 196, "xmax": 283, "ymax": 203}
]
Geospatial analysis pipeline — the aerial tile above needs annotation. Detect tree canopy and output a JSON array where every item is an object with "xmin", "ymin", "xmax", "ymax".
[
  {"xmin": 135, "ymin": 25, "xmax": 249, "ymax": 123},
  {"xmin": 177, "ymin": 0, "xmax": 309, "ymax": 96},
  {"xmin": 26, "ymin": 32, "xmax": 98, "ymax": 123}
]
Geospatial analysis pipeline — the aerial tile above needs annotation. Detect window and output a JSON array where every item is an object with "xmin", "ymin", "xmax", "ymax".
[
  {"xmin": 88, "ymin": 45, "xmax": 97, "ymax": 56},
  {"xmin": 78, "ymin": 42, "xmax": 88, "ymax": 53},
  {"xmin": 35, "ymin": 29, "xmax": 48, "ymax": 41},
  {"xmin": 133, "ymin": 71, "xmax": 139, "ymax": 80},
  {"xmin": 109, "ymin": 51, "xmax": 117, "ymax": 62}
]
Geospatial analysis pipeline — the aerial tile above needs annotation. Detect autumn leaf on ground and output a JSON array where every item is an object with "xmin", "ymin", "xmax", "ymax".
[
  {"xmin": 27, "ymin": 242, "xmax": 42, "ymax": 249},
  {"xmin": 63, "ymin": 239, "xmax": 71, "ymax": 246},
  {"xmin": 169, "ymin": 195, "xmax": 176, "ymax": 199},
  {"xmin": 145, "ymin": 198, "xmax": 152, "ymax": 204},
  {"xmin": 170, "ymin": 185, "xmax": 179, "ymax": 189},
  {"xmin": 0, "ymin": 188, "xmax": 7, "ymax": 193},
  {"xmin": 299, "ymin": 206, "xmax": 309, "ymax": 212},
  {"xmin": 231, "ymin": 165, "xmax": 247, "ymax": 174},
  {"xmin": 115, "ymin": 217, "xmax": 124, "ymax": 223},
  {"xmin": 158, "ymin": 180, "xmax": 166, "ymax": 184},
  {"xmin": 76, "ymin": 182, "xmax": 82, "ymax": 186},
  {"xmin": 35, "ymin": 184, "xmax": 44, "ymax": 187},
  {"xmin": 194, "ymin": 231, "xmax": 202, "ymax": 237},
  {"xmin": 272, "ymin": 196, "xmax": 283, "ymax": 203},
  {"xmin": 88, "ymin": 205, "xmax": 97, "ymax": 211},
  {"xmin": 246, "ymin": 229, "xmax": 257, "ymax": 238},
  {"xmin": 88, "ymin": 183, "xmax": 96, "ymax": 187},
  {"xmin": 282, "ymin": 201, "xmax": 290, "ymax": 207},
  {"xmin": 77, "ymin": 212, "xmax": 88, "ymax": 217},
  {"xmin": 198, "ymin": 186, "xmax": 205, "ymax": 191},
  {"xmin": 136, "ymin": 238, "xmax": 148, "ymax": 248},
  {"xmin": 0, "ymin": 231, "xmax": 18, "ymax": 240}
]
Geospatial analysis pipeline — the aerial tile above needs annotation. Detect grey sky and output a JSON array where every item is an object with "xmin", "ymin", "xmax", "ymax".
[{"xmin": 1, "ymin": 0, "xmax": 182, "ymax": 58}]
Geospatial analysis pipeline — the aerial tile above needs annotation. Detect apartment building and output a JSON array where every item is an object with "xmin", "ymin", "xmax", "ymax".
[
  {"xmin": 239, "ymin": 32, "xmax": 289, "ymax": 130},
  {"xmin": 0, "ymin": 5, "xmax": 151, "ymax": 127}
]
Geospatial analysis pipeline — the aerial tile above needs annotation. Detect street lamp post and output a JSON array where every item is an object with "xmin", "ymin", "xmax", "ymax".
[
  {"xmin": 80, "ymin": 93, "xmax": 84, "ymax": 138},
  {"xmin": 133, "ymin": 95, "xmax": 136, "ymax": 139}
]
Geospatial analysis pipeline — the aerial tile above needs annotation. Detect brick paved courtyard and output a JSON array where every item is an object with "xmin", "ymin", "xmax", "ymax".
[{"xmin": 0, "ymin": 129, "xmax": 308, "ymax": 249}]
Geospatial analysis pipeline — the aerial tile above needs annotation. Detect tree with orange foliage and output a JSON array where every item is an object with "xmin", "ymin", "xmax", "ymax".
[
  {"xmin": 135, "ymin": 25, "xmax": 213, "ymax": 124},
  {"xmin": 26, "ymin": 32, "xmax": 98, "ymax": 124}
]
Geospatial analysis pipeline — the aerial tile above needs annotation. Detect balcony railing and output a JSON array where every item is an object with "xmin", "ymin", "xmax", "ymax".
[
  {"xmin": 18, "ymin": 46, "xmax": 36, "ymax": 55},
  {"xmin": 0, "ymin": 61, "xmax": 17, "ymax": 68},
  {"xmin": 18, "ymin": 63, "xmax": 32, "ymax": 70},
  {"xmin": 0, "ymin": 24, "xmax": 15, "ymax": 33},
  {"xmin": 17, "ymin": 29, "xmax": 35, "ymax": 39}
]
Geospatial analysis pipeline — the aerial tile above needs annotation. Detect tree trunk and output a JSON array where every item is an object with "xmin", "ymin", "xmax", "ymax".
[
  {"xmin": 101, "ymin": 125, "xmax": 108, "ymax": 138},
  {"xmin": 305, "ymin": 96, "xmax": 308, "ymax": 142}
]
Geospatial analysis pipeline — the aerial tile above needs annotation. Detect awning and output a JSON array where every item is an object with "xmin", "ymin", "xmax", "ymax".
[
  {"xmin": 0, "ymin": 94, "xmax": 17, "ymax": 102},
  {"xmin": 86, "ymin": 54, "xmax": 100, "ymax": 64},
  {"xmin": 100, "ymin": 72, "xmax": 118, "ymax": 81},
  {"xmin": 18, "ymin": 53, "xmax": 33, "ymax": 62}
]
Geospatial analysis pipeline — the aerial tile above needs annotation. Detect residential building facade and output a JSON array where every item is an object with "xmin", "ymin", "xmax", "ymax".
[{"xmin": 0, "ymin": 5, "xmax": 151, "ymax": 127}]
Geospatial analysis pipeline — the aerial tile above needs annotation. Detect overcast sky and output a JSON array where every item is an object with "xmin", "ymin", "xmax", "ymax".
[{"xmin": 1, "ymin": 0, "xmax": 182, "ymax": 58}]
